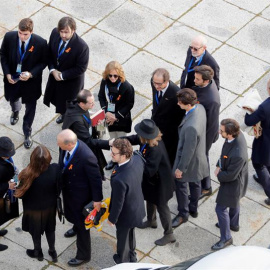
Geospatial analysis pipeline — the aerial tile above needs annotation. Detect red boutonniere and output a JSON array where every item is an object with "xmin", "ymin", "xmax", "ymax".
[
  {"xmin": 197, "ymin": 101, "xmax": 200, "ymax": 104},
  {"xmin": 112, "ymin": 169, "xmax": 116, "ymax": 175},
  {"xmin": 142, "ymin": 149, "xmax": 146, "ymax": 155},
  {"xmin": 116, "ymin": 95, "xmax": 121, "ymax": 101},
  {"xmin": 223, "ymin": 155, "xmax": 228, "ymax": 159},
  {"xmin": 29, "ymin": 46, "xmax": 34, "ymax": 52},
  {"xmin": 65, "ymin": 47, "xmax": 71, "ymax": 53},
  {"xmin": 68, "ymin": 164, "xmax": 73, "ymax": 170}
]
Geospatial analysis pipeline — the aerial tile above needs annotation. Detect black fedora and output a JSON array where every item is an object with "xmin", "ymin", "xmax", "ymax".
[
  {"xmin": 134, "ymin": 119, "xmax": 159, "ymax": 140},
  {"xmin": 0, "ymin": 137, "xmax": 15, "ymax": 157}
]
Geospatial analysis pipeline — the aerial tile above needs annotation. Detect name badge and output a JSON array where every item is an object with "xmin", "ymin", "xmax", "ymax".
[
  {"xmin": 107, "ymin": 103, "xmax": 115, "ymax": 112},
  {"xmin": 89, "ymin": 126, "xmax": 92, "ymax": 136},
  {"xmin": 16, "ymin": 64, "xmax": 22, "ymax": 73}
]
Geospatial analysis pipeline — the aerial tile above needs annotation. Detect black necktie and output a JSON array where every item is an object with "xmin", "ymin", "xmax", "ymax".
[
  {"xmin": 158, "ymin": 91, "xmax": 163, "ymax": 103},
  {"xmin": 66, "ymin": 152, "xmax": 70, "ymax": 161},
  {"xmin": 21, "ymin": 41, "xmax": 25, "ymax": 54},
  {"xmin": 59, "ymin": 41, "xmax": 66, "ymax": 54}
]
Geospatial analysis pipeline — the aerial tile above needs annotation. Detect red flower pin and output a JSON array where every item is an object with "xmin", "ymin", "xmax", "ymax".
[
  {"xmin": 65, "ymin": 47, "xmax": 71, "ymax": 53},
  {"xmin": 116, "ymin": 95, "xmax": 121, "ymax": 101},
  {"xmin": 223, "ymin": 155, "xmax": 228, "ymax": 159},
  {"xmin": 29, "ymin": 46, "xmax": 34, "ymax": 52},
  {"xmin": 112, "ymin": 169, "xmax": 116, "ymax": 175},
  {"xmin": 68, "ymin": 164, "xmax": 73, "ymax": 170}
]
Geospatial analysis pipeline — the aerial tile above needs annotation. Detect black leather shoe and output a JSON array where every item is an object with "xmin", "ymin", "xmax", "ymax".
[
  {"xmin": 64, "ymin": 228, "xmax": 77, "ymax": 238},
  {"xmin": 26, "ymin": 249, "xmax": 44, "ymax": 261},
  {"xmin": 171, "ymin": 215, "xmax": 188, "ymax": 228},
  {"xmin": 10, "ymin": 111, "xmax": 19, "ymax": 125},
  {"xmin": 24, "ymin": 135, "xmax": 33, "ymax": 149},
  {"xmin": 189, "ymin": 211, "xmax": 198, "ymax": 218},
  {"xmin": 199, "ymin": 187, "xmax": 212, "ymax": 200},
  {"xmin": 56, "ymin": 114, "xmax": 65, "ymax": 124},
  {"xmin": 253, "ymin": 174, "xmax": 261, "ymax": 184},
  {"xmin": 48, "ymin": 250, "xmax": 58, "ymax": 262},
  {"xmin": 113, "ymin": 254, "xmax": 121, "ymax": 264},
  {"xmin": 0, "ymin": 230, "xmax": 8, "ymax": 237},
  {"xmin": 130, "ymin": 252, "xmax": 137, "ymax": 263},
  {"xmin": 215, "ymin": 223, "xmax": 239, "ymax": 232},
  {"xmin": 105, "ymin": 160, "xmax": 116, "ymax": 170},
  {"xmin": 265, "ymin": 198, "xmax": 270, "ymax": 206},
  {"xmin": 68, "ymin": 258, "xmax": 90, "ymax": 267},
  {"xmin": 137, "ymin": 220, "xmax": 157, "ymax": 229},
  {"xmin": 0, "ymin": 244, "xmax": 8, "ymax": 251},
  {"xmin": 211, "ymin": 238, "xmax": 233, "ymax": 251}
]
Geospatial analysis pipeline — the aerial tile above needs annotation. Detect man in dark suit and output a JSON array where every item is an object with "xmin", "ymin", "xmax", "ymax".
[
  {"xmin": 212, "ymin": 119, "xmax": 248, "ymax": 250},
  {"xmin": 180, "ymin": 35, "xmax": 220, "ymax": 90},
  {"xmin": 245, "ymin": 79, "xmax": 270, "ymax": 206},
  {"xmin": 172, "ymin": 89, "xmax": 208, "ymax": 228},
  {"xmin": 107, "ymin": 138, "xmax": 145, "ymax": 264},
  {"xmin": 0, "ymin": 18, "xmax": 48, "ymax": 148},
  {"xmin": 151, "ymin": 68, "xmax": 185, "ymax": 166},
  {"xmin": 44, "ymin": 17, "xmax": 89, "ymax": 124},
  {"xmin": 192, "ymin": 65, "xmax": 220, "ymax": 199},
  {"xmin": 57, "ymin": 129, "xmax": 103, "ymax": 267}
]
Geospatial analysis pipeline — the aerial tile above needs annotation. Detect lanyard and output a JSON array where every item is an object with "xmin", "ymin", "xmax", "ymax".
[
  {"xmin": 140, "ymin": 144, "xmax": 147, "ymax": 155},
  {"xmin": 187, "ymin": 51, "xmax": 205, "ymax": 73},
  {"xmin": 83, "ymin": 114, "xmax": 91, "ymax": 125},
  {"xmin": 186, "ymin": 105, "xmax": 197, "ymax": 116},
  {"xmin": 18, "ymin": 37, "xmax": 31, "ymax": 64},
  {"xmin": 63, "ymin": 142, "xmax": 79, "ymax": 171},
  {"xmin": 105, "ymin": 82, "xmax": 122, "ymax": 103},
  {"xmin": 4, "ymin": 157, "xmax": 17, "ymax": 174},
  {"xmin": 58, "ymin": 41, "xmax": 66, "ymax": 59}
]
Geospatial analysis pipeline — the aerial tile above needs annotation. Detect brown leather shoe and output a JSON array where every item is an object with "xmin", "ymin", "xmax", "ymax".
[
  {"xmin": 199, "ymin": 187, "xmax": 212, "ymax": 200},
  {"xmin": 171, "ymin": 215, "xmax": 188, "ymax": 228}
]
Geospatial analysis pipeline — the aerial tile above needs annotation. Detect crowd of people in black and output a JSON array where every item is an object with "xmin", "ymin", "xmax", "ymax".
[{"xmin": 0, "ymin": 15, "xmax": 270, "ymax": 268}]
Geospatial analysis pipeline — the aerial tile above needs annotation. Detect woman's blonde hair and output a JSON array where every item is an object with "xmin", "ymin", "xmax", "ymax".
[
  {"xmin": 102, "ymin": 61, "xmax": 126, "ymax": 83},
  {"xmin": 139, "ymin": 131, "xmax": 163, "ymax": 147}
]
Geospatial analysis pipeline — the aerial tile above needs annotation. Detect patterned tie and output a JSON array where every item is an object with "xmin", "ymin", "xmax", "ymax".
[{"xmin": 58, "ymin": 41, "xmax": 66, "ymax": 54}]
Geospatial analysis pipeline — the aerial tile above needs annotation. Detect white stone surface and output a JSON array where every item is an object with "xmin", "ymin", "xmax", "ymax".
[{"xmin": 225, "ymin": 0, "xmax": 270, "ymax": 14}]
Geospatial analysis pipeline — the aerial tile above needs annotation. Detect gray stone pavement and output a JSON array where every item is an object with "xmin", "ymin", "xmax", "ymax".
[{"xmin": 1, "ymin": 0, "xmax": 270, "ymax": 269}]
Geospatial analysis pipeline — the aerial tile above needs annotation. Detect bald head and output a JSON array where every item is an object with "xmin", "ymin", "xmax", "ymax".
[
  {"xmin": 57, "ymin": 129, "xmax": 77, "ymax": 151},
  {"xmin": 190, "ymin": 35, "xmax": 207, "ymax": 57}
]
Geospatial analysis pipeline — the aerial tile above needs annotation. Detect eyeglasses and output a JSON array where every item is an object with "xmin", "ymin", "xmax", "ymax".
[
  {"xmin": 189, "ymin": 46, "xmax": 203, "ymax": 52},
  {"xmin": 152, "ymin": 79, "xmax": 165, "ymax": 87},
  {"xmin": 109, "ymin": 74, "xmax": 119, "ymax": 79},
  {"xmin": 111, "ymin": 149, "xmax": 121, "ymax": 156}
]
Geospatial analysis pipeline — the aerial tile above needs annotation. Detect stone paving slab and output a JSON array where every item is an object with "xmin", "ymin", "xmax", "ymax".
[
  {"xmin": 261, "ymin": 5, "xmax": 270, "ymax": 20},
  {"xmin": 225, "ymin": 0, "xmax": 270, "ymax": 14}
]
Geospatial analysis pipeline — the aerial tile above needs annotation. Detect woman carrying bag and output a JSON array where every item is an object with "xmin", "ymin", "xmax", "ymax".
[{"xmin": 15, "ymin": 145, "xmax": 60, "ymax": 262}]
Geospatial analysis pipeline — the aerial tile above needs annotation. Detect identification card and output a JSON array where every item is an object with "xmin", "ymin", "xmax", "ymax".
[
  {"xmin": 16, "ymin": 64, "xmax": 22, "ymax": 73},
  {"xmin": 107, "ymin": 103, "xmax": 115, "ymax": 112}
]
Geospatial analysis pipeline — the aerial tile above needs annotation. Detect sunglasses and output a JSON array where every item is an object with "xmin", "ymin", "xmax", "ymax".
[
  {"xmin": 108, "ymin": 74, "xmax": 119, "ymax": 79},
  {"xmin": 189, "ymin": 46, "xmax": 203, "ymax": 52}
]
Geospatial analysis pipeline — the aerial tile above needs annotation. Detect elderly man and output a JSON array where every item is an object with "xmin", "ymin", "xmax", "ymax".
[
  {"xmin": 212, "ymin": 119, "xmax": 248, "ymax": 250},
  {"xmin": 57, "ymin": 129, "xmax": 102, "ymax": 267},
  {"xmin": 151, "ymin": 68, "xmax": 185, "ymax": 166},
  {"xmin": 180, "ymin": 35, "xmax": 220, "ymax": 90},
  {"xmin": 44, "ymin": 17, "xmax": 89, "ymax": 124},
  {"xmin": 245, "ymin": 79, "xmax": 270, "ymax": 206},
  {"xmin": 171, "ymin": 89, "xmax": 208, "ymax": 228},
  {"xmin": 192, "ymin": 65, "xmax": 220, "ymax": 199}
]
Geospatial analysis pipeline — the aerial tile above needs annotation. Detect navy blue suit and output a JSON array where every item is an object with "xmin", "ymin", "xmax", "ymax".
[{"xmin": 245, "ymin": 97, "xmax": 270, "ymax": 198}]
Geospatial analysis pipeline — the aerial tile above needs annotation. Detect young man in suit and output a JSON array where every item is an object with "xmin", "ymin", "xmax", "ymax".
[
  {"xmin": 212, "ymin": 119, "xmax": 248, "ymax": 250},
  {"xmin": 57, "ymin": 129, "xmax": 102, "ymax": 267},
  {"xmin": 192, "ymin": 65, "xmax": 221, "ymax": 199},
  {"xmin": 0, "ymin": 18, "xmax": 48, "ymax": 149},
  {"xmin": 151, "ymin": 68, "xmax": 185, "ymax": 166},
  {"xmin": 44, "ymin": 17, "xmax": 89, "ymax": 124},
  {"xmin": 172, "ymin": 89, "xmax": 209, "ymax": 228},
  {"xmin": 180, "ymin": 35, "xmax": 220, "ymax": 90},
  {"xmin": 107, "ymin": 138, "xmax": 145, "ymax": 264}
]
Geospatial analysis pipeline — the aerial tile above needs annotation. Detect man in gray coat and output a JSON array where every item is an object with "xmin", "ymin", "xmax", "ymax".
[
  {"xmin": 212, "ymin": 119, "xmax": 248, "ymax": 250},
  {"xmin": 172, "ymin": 89, "xmax": 209, "ymax": 228}
]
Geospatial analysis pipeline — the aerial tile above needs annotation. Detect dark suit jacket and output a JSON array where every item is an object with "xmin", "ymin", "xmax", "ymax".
[
  {"xmin": 245, "ymin": 97, "xmax": 270, "ymax": 166},
  {"xmin": 180, "ymin": 49, "xmax": 220, "ymax": 90},
  {"xmin": 108, "ymin": 155, "xmax": 145, "ymax": 228},
  {"xmin": 151, "ymin": 81, "xmax": 185, "ymax": 165},
  {"xmin": 44, "ymin": 28, "xmax": 89, "ymax": 113},
  {"xmin": 98, "ymin": 79, "xmax": 135, "ymax": 133},
  {"xmin": 216, "ymin": 132, "xmax": 248, "ymax": 208},
  {"xmin": 59, "ymin": 140, "xmax": 103, "ymax": 226},
  {"xmin": 192, "ymin": 80, "xmax": 220, "ymax": 153},
  {"xmin": 0, "ymin": 31, "xmax": 48, "ymax": 103},
  {"xmin": 0, "ymin": 158, "xmax": 14, "ymax": 198},
  {"xmin": 125, "ymin": 135, "xmax": 174, "ymax": 206}
]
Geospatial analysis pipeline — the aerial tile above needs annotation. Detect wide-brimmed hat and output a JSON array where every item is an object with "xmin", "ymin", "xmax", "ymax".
[
  {"xmin": 0, "ymin": 137, "xmax": 15, "ymax": 157},
  {"xmin": 134, "ymin": 119, "xmax": 159, "ymax": 140}
]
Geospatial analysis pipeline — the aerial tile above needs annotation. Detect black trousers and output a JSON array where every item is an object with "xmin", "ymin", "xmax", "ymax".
[
  {"xmin": 115, "ymin": 225, "xmax": 136, "ymax": 263},
  {"xmin": 146, "ymin": 201, "xmax": 173, "ymax": 235},
  {"xmin": 201, "ymin": 152, "xmax": 211, "ymax": 190},
  {"xmin": 253, "ymin": 162, "xmax": 270, "ymax": 198},
  {"xmin": 31, "ymin": 230, "xmax": 55, "ymax": 251}
]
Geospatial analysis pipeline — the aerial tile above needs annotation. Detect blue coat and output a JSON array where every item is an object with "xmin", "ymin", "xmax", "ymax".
[{"xmin": 245, "ymin": 97, "xmax": 270, "ymax": 166}]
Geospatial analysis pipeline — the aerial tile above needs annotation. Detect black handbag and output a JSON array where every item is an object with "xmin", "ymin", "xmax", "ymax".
[
  {"xmin": 56, "ymin": 178, "xmax": 65, "ymax": 224},
  {"xmin": 0, "ymin": 193, "xmax": 19, "ymax": 226}
]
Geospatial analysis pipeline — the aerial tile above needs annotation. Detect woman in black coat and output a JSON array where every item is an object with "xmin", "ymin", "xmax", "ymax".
[
  {"xmin": 125, "ymin": 119, "xmax": 175, "ymax": 246},
  {"xmin": 98, "ymin": 61, "xmax": 135, "ymax": 169},
  {"xmin": 15, "ymin": 145, "xmax": 60, "ymax": 262},
  {"xmin": 0, "ymin": 137, "xmax": 17, "ymax": 252}
]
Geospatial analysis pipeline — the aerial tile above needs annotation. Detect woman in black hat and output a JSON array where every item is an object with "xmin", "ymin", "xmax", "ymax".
[
  {"xmin": 125, "ymin": 119, "xmax": 175, "ymax": 246},
  {"xmin": 0, "ymin": 136, "xmax": 17, "ymax": 252}
]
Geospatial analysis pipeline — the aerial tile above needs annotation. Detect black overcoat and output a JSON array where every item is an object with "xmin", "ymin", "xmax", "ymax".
[
  {"xmin": 44, "ymin": 28, "xmax": 89, "ymax": 113},
  {"xmin": 0, "ymin": 158, "xmax": 14, "ymax": 198},
  {"xmin": 98, "ymin": 79, "xmax": 135, "ymax": 133},
  {"xmin": 180, "ymin": 48, "xmax": 220, "ymax": 90},
  {"xmin": 59, "ymin": 140, "xmax": 103, "ymax": 226},
  {"xmin": 125, "ymin": 135, "xmax": 174, "ymax": 205},
  {"xmin": 216, "ymin": 132, "xmax": 248, "ymax": 208},
  {"xmin": 0, "ymin": 31, "xmax": 48, "ymax": 103},
  {"xmin": 151, "ymin": 81, "xmax": 185, "ymax": 165},
  {"xmin": 108, "ymin": 155, "xmax": 145, "ymax": 228}
]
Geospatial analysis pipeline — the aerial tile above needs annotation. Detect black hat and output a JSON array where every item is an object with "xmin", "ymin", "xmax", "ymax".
[
  {"xmin": 134, "ymin": 119, "xmax": 159, "ymax": 140},
  {"xmin": 0, "ymin": 137, "xmax": 15, "ymax": 157}
]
